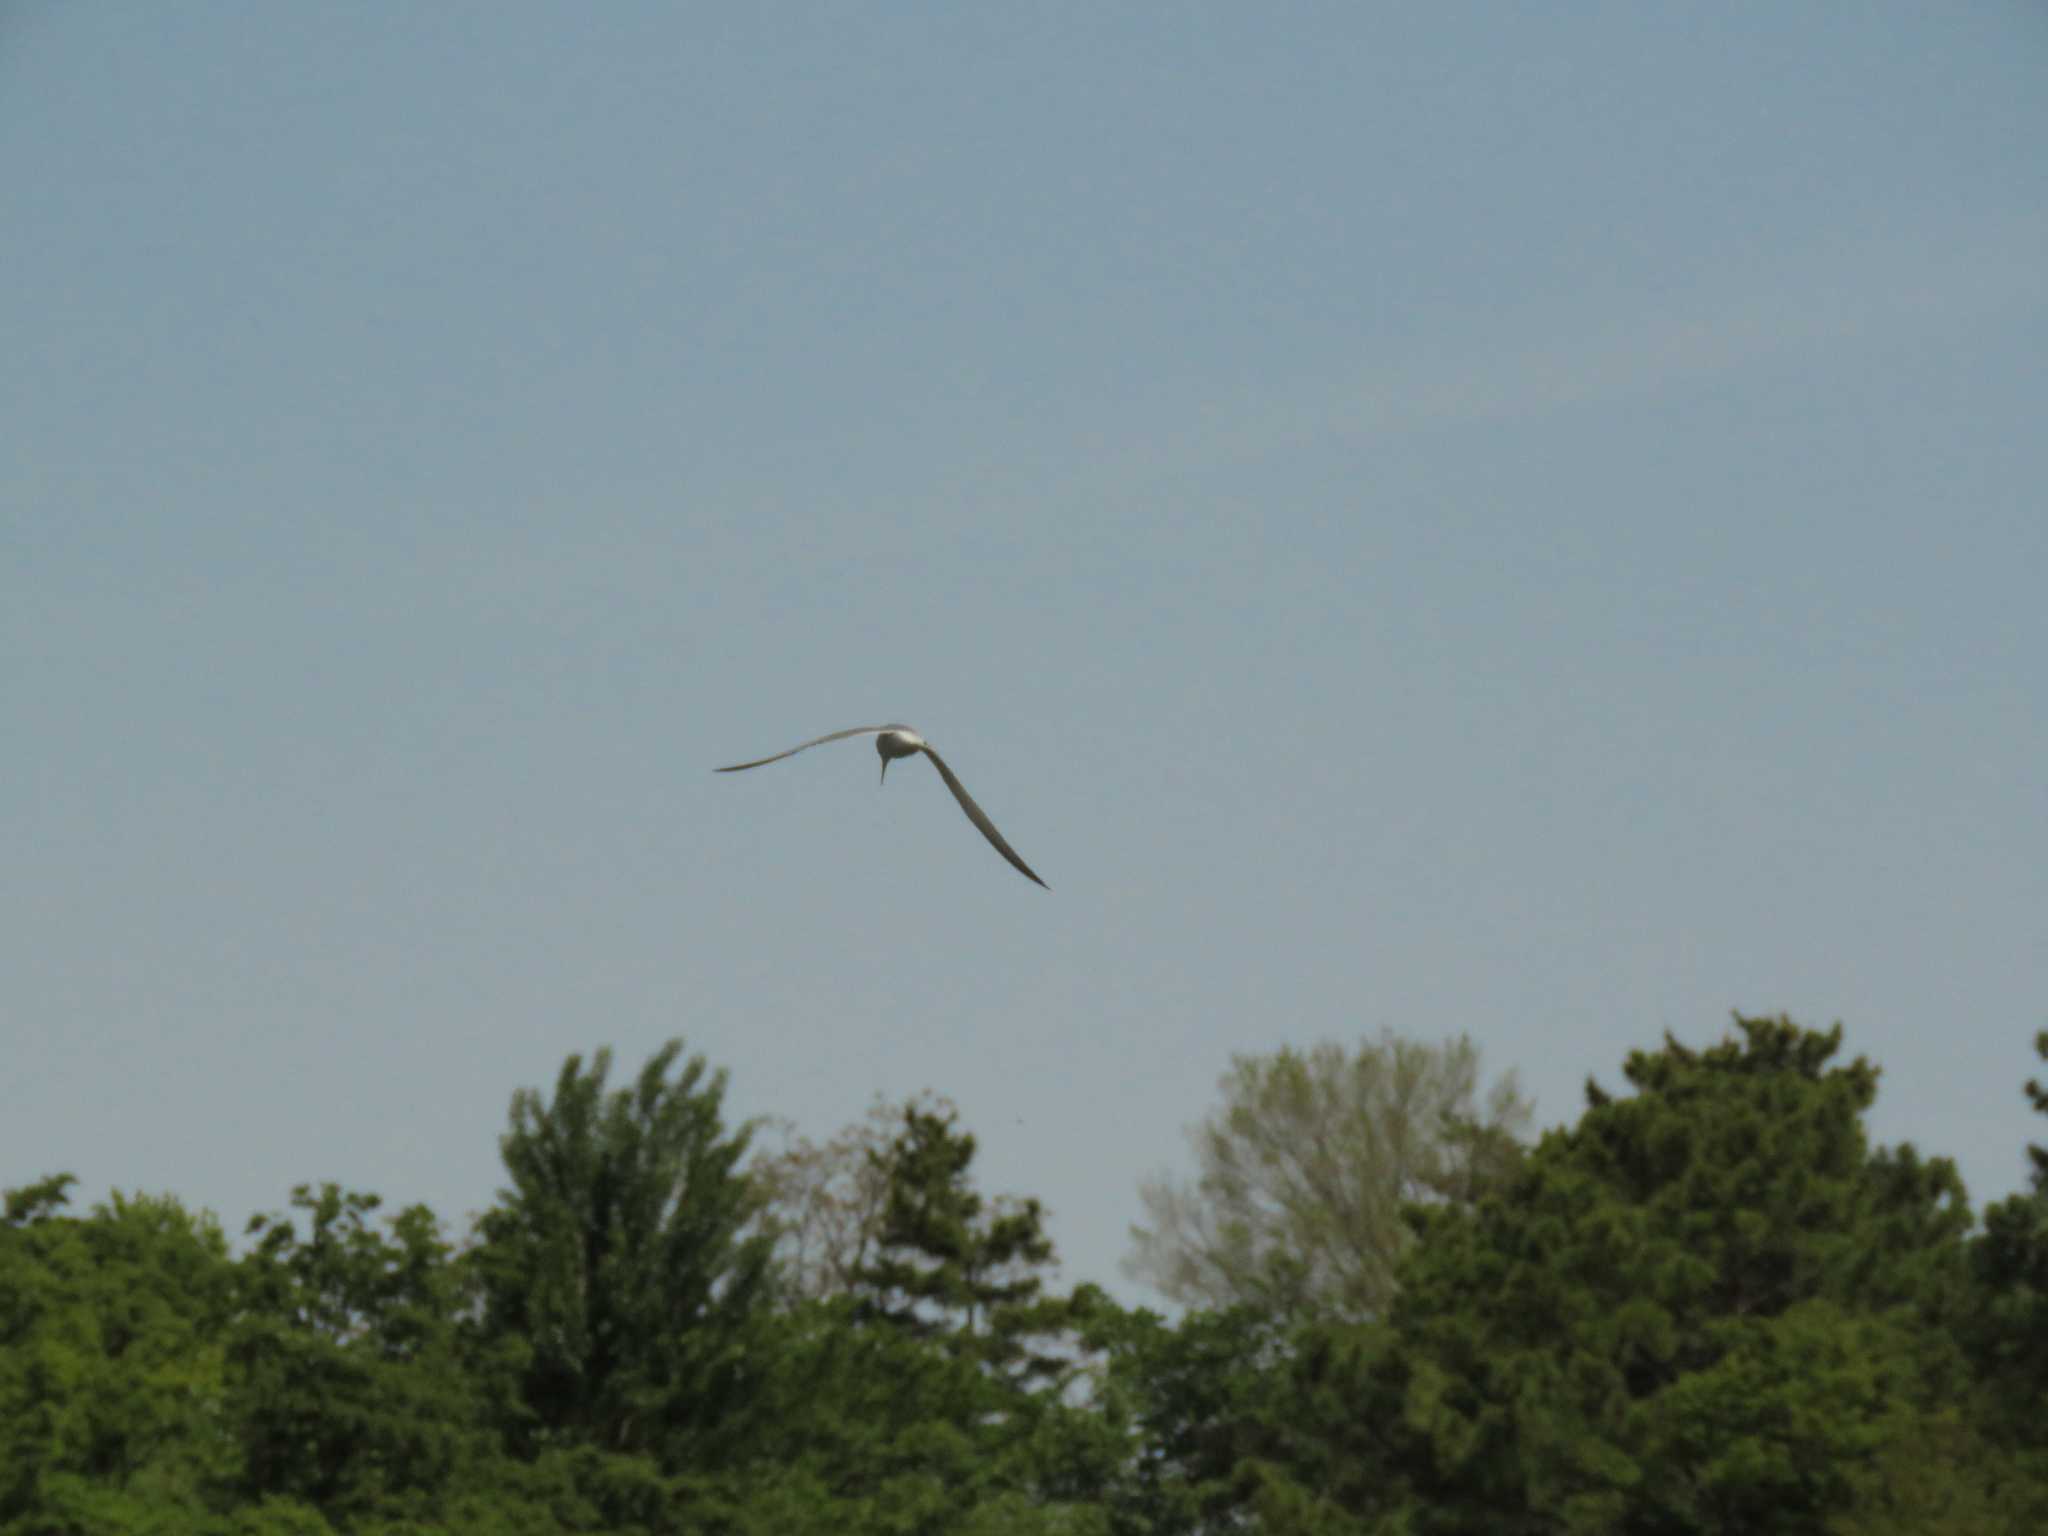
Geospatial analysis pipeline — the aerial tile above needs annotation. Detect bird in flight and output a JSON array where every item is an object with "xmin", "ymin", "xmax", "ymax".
[{"xmin": 716, "ymin": 725, "xmax": 1048, "ymax": 888}]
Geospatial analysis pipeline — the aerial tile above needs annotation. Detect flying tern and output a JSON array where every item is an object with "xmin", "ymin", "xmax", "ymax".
[{"xmin": 716, "ymin": 725, "xmax": 1048, "ymax": 889}]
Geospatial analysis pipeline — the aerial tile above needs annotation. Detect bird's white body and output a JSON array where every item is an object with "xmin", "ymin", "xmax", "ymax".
[{"xmin": 875, "ymin": 728, "xmax": 925, "ymax": 759}]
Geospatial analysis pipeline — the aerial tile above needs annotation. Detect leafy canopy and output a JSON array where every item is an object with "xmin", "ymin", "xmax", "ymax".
[{"xmin": 1128, "ymin": 1031, "xmax": 1530, "ymax": 1323}]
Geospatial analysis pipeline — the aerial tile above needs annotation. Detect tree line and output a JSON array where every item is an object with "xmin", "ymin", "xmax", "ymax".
[{"xmin": 4, "ymin": 1017, "xmax": 2046, "ymax": 1533}]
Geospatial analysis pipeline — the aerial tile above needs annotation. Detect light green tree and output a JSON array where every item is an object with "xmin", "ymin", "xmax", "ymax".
[{"xmin": 1127, "ymin": 1031, "xmax": 1531, "ymax": 1322}]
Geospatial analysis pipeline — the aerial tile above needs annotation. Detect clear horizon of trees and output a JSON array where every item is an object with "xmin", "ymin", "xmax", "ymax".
[{"xmin": 5, "ymin": 1018, "xmax": 2047, "ymax": 1533}]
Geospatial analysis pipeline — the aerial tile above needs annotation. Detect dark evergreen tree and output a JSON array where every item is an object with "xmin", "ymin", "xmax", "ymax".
[
  {"xmin": 1968, "ymin": 1031, "xmax": 2048, "ymax": 1402},
  {"xmin": 1960, "ymin": 1030, "xmax": 2048, "ymax": 1524},
  {"xmin": 854, "ymin": 1102, "xmax": 1092, "ymax": 1390},
  {"xmin": 1255, "ymin": 1017, "xmax": 1977, "ymax": 1535}
]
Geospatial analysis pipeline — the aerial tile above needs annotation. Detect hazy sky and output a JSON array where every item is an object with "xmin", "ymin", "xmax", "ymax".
[{"xmin": 6, "ymin": 3, "xmax": 2045, "ymax": 1303}]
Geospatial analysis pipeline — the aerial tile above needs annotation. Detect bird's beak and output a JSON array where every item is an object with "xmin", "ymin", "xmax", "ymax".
[{"xmin": 880, "ymin": 758, "xmax": 889, "ymax": 786}]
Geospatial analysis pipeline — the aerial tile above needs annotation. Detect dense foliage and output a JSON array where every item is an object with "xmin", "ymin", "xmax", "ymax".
[{"xmin": 5, "ymin": 1019, "xmax": 2045, "ymax": 1533}]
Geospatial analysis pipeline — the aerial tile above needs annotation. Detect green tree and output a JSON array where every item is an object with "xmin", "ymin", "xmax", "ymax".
[
  {"xmin": 1826, "ymin": 1410, "xmax": 2048, "ymax": 1536},
  {"xmin": 1967, "ymin": 1030, "xmax": 2048, "ymax": 1438},
  {"xmin": 855, "ymin": 1102, "xmax": 1091, "ymax": 1391},
  {"xmin": 0, "ymin": 1180, "xmax": 240, "ymax": 1533},
  {"xmin": 1086, "ymin": 1302, "xmax": 1303, "ymax": 1536},
  {"xmin": 469, "ymin": 1038, "xmax": 774, "ymax": 1471},
  {"xmin": 689, "ymin": 1298, "xmax": 1065, "ymax": 1535},
  {"xmin": 722, "ymin": 1103, "xmax": 1132, "ymax": 1534},
  {"xmin": 226, "ymin": 1184, "xmax": 489, "ymax": 1526},
  {"xmin": 1328, "ymin": 1016, "xmax": 1973, "ymax": 1535},
  {"xmin": 1128, "ymin": 1032, "xmax": 1531, "ymax": 1324}
]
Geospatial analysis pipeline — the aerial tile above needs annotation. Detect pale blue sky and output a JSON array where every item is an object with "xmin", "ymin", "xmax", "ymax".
[{"xmin": 5, "ymin": 3, "xmax": 2045, "ymax": 1300}]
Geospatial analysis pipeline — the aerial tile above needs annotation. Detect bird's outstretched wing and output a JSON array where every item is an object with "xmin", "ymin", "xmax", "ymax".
[
  {"xmin": 715, "ymin": 725, "xmax": 915, "ymax": 773},
  {"xmin": 919, "ymin": 746, "xmax": 1049, "ymax": 889}
]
